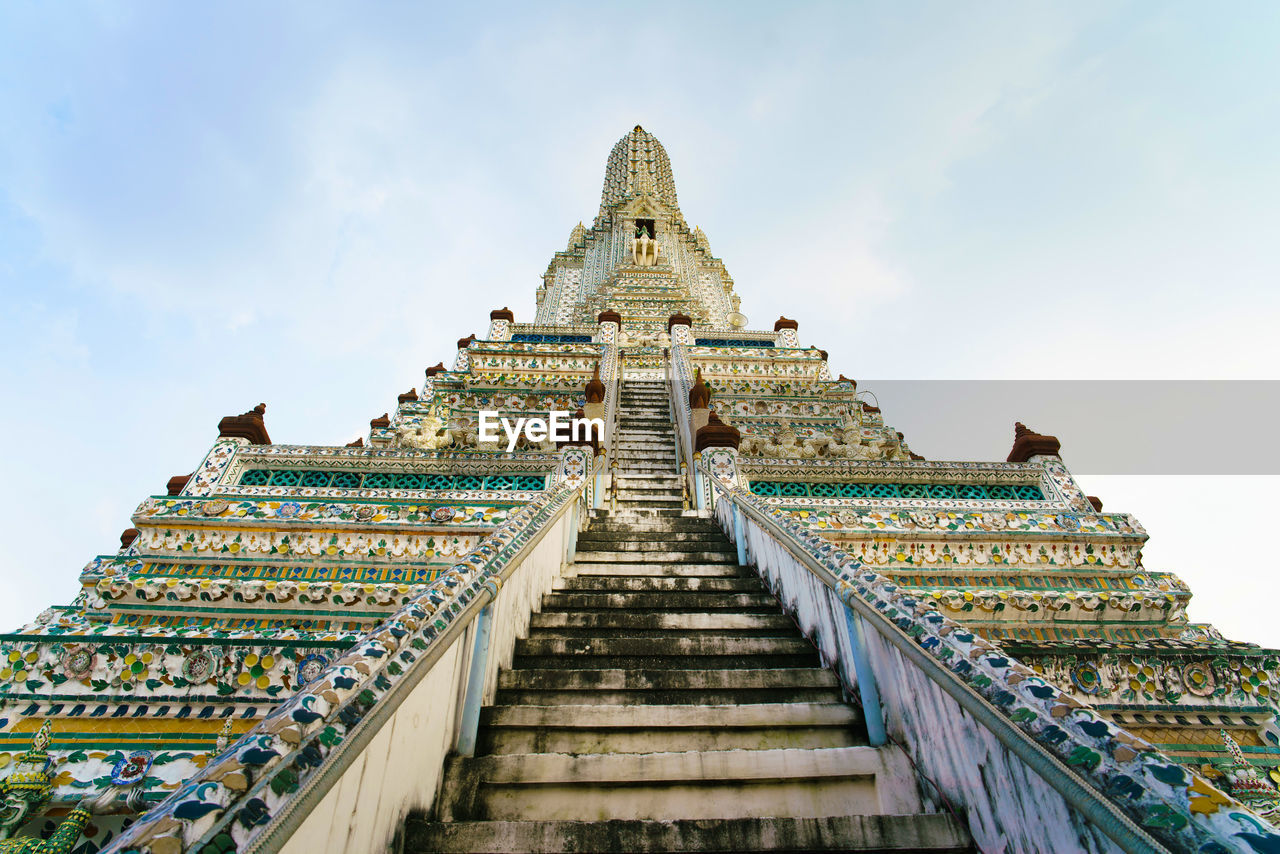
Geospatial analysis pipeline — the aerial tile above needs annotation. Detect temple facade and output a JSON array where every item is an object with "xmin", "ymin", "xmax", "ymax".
[{"xmin": 2, "ymin": 126, "xmax": 1279, "ymax": 854}]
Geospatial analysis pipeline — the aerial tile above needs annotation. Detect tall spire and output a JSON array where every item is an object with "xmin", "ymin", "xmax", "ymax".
[{"xmin": 598, "ymin": 125, "xmax": 680, "ymax": 218}]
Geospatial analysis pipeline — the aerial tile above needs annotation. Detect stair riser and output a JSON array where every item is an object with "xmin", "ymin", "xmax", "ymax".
[
  {"xmin": 512, "ymin": 654, "xmax": 820, "ymax": 670},
  {"xmin": 554, "ymin": 578, "xmax": 762, "ymax": 592},
  {"xmin": 542, "ymin": 593, "xmax": 776, "ymax": 611},
  {"xmin": 529, "ymin": 613, "xmax": 790, "ymax": 631},
  {"xmin": 494, "ymin": 688, "xmax": 846, "ymax": 706},
  {"xmin": 516, "ymin": 637, "xmax": 813, "ymax": 656},
  {"xmin": 479, "ymin": 727, "xmax": 862, "ymax": 755},
  {"xmin": 404, "ymin": 814, "xmax": 973, "ymax": 854},
  {"xmin": 571, "ymin": 551, "xmax": 737, "ymax": 563},
  {"xmin": 571, "ymin": 564, "xmax": 744, "ymax": 577},
  {"xmin": 467, "ymin": 778, "xmax": 881, "ymax": 822},
  {"xmin": 575, "ymin": 532, "xmax": 723, "ymax": 544},
  {"xmin": 571, "ymin": 540, "xmax": 730, "ymax": 553},
  {"xmin": 497, "ymin": 668, "xmax": 840, "ymax": 691}
]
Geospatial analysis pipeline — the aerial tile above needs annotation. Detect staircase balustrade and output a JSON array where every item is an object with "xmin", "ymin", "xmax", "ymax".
[{"xmin": 704, "ymin": 465, "xmax": 1275, "ymax": 854}]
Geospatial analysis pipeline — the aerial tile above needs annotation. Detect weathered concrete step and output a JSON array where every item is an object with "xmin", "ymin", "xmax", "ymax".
[
  {"xmin": 439, "ymin": 746, "xmax": 910, "ymax": 821},
  {"xmin": 513, "ymin": 653, "xmax": 819, "ymax": 672},
  {"xmin": 495, "ymin": 667, "xmax": 844, "ymax": 706},
  {"xmin": 554, "ymin": 576, "xmax": 760, "ymax": 592},
  {"xmin": 615, "ymin": 475, "xmax": 680, "ymax": 481},
  {"xmin": 516, "ymin": 635, "xmax": 813, "ymax": 657},
  {"xmin": 587, "ymin": 519, "xmax": 716, "ymax": 532},
  {"xmin": 476, "ymin": 704, "xmax": 864, "ymax": 754},
  {"xmin": 481, "ymin": 701, "xmax": 857, "ymax": 729},
  {"xmin": 598, "ymin": 507, "xmax": 686, "ymax": 518},
  {"xmin": 573, "ymin": 537, "xmax": 726, "ymax": 551},
  {"xmin": 541, "ymin": 592, "xmax": 774, "ymax": 612},
  {"xmin": 613, "ymin": 494, "xmax": 682, "ymax": 504},
  {"xmin": 529, "ymin": 611, "xmax": 792, "ymax": 632},
  {"xmin": 614, "ymin": 491, "xmax": 683, "ymax": 501},
  {"xmin": 572, "ymin": 562, "xmax": 745, "ymax": 577},
  {"xmin": 404, "ymin": 814, "xmax": 972, "ymax": 853},
  {"xmin": 575, "ymin": 535, "xmax": 725, "ymax": 547},
  {"xmin": 577, "ymin": 529, "xmax": 720, "ymax": 542},
  {"xmin": 614, "ymin": 492, "xmax": 682, "ymax": 500},
  {"xmin": 572, "ymin": 550, "xmax": 736, "ymax": 563},
  {"xmin": 496, "ymin": 687, "xmax": 844, "ymax": 706}
]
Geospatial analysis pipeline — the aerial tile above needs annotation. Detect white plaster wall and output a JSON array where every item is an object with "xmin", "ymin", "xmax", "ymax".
[
  {"xmin": 276, "ymin": 511, "xmax": 573, "ymax": 854},
  {"xmin": 732, "ymin": 509, "xmax": 1128, "ymax": 854}
]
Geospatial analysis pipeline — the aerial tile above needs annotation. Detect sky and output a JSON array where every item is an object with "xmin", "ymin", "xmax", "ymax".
[{"xmin": 1, "ymin": 1, "xmax": 1278, "ymax": 643}]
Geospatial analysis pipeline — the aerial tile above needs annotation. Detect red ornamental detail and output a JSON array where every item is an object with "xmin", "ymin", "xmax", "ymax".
[
  {"xmin": 695, "ymin": 411, "xmax": 740, "ymax": 452},
  {"xmin": 689, "ymin": 370, "xmax": 710, "ymax": 410},
  {"xmin": 585, "ymin": 366, "xmax": 605, "ymax": 404},
  {"xmin": 1007, "ymin": 422, "xmax": 1062, "ymax": 463},
  {"xmin": 217, "ymin": 403, "xmax": 271, "ymax": 445}
]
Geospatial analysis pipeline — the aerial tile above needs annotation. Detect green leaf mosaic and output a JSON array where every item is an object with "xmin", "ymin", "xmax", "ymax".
[
  {"xmin": 748, "ymin": 480, "xmax": 1046, "ymax": 501},
  {"xmin": 239, "ymin": 470, "xmax": 546, "ymax": 491}
]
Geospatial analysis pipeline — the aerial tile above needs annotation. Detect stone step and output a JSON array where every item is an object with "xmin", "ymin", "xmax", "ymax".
[
  {"xmin": 516, "ymin": 634, "xmax": 815, "ymax": 659},
  {"xmin": 574, "ymin": 537, "xmax": 719, "ymax": 551},
  {"xmin": 572, "ymin": 562, "xmax": 744, "ymax": 577},
  {"xmin": 572, "ymin": 549, "xmax": 736, "ymax": 563},
  {"xmin": 404, "ymin": 814, "xmax": 972, "ymax": 853},
  {"xmin": 586, "ymin": 518, "xmax": 715, "ymax": 533},
  {"xmin": 575, "ymin": 531, "xmax": 724, "ymax": 544},
  {"xmin": 475, "ymin": 703, "xmax": 864, "ymax": 755},
  {"xmin": 538, "ymin": 592, "xmax": 778, "ymax": 616},
  {"xmin": 436, "ymin": 746, "xmax": 911, "ymax": 822},
  {"xmin": 554, "ymin": 576, "xmax": 760, "ymax": 593},
  {"xmin": 614, "ymin": 482, "xmax": 681, "ymax": 493},
  {"xmin": 529, "ymin": 611, "xmax": 793, "ymax": 632},
  {"xmin": 495, "ymin": 667, "xmax": 845, "ymax": 707}
]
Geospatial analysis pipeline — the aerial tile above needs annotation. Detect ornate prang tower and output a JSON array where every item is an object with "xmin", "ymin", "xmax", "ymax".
[{"xmin": 2, "ymin": 126, "xmax": 1279, "ymax": 854}]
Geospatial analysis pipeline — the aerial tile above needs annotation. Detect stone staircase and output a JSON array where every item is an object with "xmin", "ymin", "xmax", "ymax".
[{"xmin": 404, "ymin": 380, "xmax": 971, "ymax": 852}]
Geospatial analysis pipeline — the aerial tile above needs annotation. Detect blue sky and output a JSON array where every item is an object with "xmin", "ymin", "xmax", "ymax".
[{"xmin": 2, "ymin": 2, "xmax": 1278, "ymax": 641}]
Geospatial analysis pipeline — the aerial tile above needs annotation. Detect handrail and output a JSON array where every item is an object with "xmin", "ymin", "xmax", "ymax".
[
  {"xmin": 666, "ymin": 341, "xmax": 698, "ymax": 507},
  {"xmin": 703, "ymin": 466, "xmax": 1280, "ymax": 854},
  {"xmin": 106, "ymin": 471, "xmax": 593, "ymax": 854}
]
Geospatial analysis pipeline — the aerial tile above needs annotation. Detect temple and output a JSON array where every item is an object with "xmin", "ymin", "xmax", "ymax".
[{"xmin": 2, "ymin": 126, "xmax": 1279, "ymax": 853}]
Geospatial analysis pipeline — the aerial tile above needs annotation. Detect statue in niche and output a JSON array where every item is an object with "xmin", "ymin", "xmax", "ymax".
[{"xmin": 630, "ymin": 221, "xmax": 660, "ymax": 266}]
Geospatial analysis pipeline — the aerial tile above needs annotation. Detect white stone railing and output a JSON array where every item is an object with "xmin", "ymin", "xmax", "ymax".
[
  {"xmin": 103, "ymin": 451, "xmax": 600, "ymax": 854},
  {"xmin": 703, "ymin": 462, "xmax": 1280, "ymax": 854}
]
